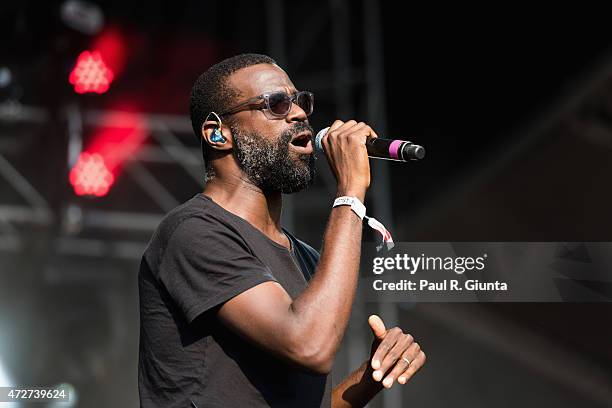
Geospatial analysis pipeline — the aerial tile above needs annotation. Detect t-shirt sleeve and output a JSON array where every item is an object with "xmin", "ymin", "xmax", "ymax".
[
  {"xmin": 158, "ymin": 215, "xmax": 278, "ymax": 323},
  {"xmin": 287, "ymin": 232, "xmax": 320, "ymax": 282}
]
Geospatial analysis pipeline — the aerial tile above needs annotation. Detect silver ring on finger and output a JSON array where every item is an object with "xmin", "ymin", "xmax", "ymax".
[{"xmin": 401, "ymin": 356, "xmax": 411, "ymax": 365}]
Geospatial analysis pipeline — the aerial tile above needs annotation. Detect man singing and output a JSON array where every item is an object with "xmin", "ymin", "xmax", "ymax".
[{"xmin": 138, "ymin": 53, "xmax": 425, "ymax": 407}]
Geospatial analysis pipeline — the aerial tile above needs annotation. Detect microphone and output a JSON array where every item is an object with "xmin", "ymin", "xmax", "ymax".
[{"xmin": 314, "ymin": 127, "xmax": 425, "ymax": 162}]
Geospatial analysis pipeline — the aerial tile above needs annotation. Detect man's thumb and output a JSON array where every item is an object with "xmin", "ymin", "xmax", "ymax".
[{"xmin": 368, "ymin": 314, "xmax": 386, "ymax": 339}]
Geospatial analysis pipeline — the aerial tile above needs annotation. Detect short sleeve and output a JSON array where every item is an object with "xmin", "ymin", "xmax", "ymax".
[{"xmin": 159, "ymin": 216, "xmax": 278, "ymax": 323}]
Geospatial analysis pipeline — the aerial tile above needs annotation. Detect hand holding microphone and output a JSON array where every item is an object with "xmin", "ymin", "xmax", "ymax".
[
  {"xmin": 317, "ymin": 120, "xmax": 378, "ymax": 199},
  {"xmin": 315, "ymin": 126, "xmax": 425, "ymax": 162}
]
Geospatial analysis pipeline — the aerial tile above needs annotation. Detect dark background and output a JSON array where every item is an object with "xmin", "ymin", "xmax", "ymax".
[{"xmin": 1, "ymin": 2, "xmax": 611, "ymax": 407}]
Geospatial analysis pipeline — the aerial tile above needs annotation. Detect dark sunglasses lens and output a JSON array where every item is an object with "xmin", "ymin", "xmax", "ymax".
[
  {"xmin": 268, "ymin": 93, "xmax": 292, "ymax": 115},
  {"xmin": 297, "ymin": 92, "xmax": 313, "ymax": 115}
]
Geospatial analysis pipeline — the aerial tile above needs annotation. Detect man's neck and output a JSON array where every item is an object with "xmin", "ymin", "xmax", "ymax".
[{"xmin": 202, "ymin": 176, "xmax": 288, "ymax": 247}]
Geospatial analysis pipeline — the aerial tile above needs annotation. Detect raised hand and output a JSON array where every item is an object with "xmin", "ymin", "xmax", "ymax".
[{"xmin": 368, "ymin": 314, "xmax": 426, "ymax": 388}]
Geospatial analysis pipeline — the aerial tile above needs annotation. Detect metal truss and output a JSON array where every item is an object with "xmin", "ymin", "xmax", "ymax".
[{"xmin": 0, "ymin": 102, "xmax": 202, "ymax": 260}]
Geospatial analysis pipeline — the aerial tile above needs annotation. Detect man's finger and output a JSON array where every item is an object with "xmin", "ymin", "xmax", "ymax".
[
  {"xmin": 368, "ymin": 315, "xmax": 388, "ymax": 371},
  {"xmin": 397, "ymin": 350, "xmax": 426, "ymax": 385},
  {"xmin": 368, "ymin": 314, "xmax": 386, "ymax": 339},
  {"xmin": 370, "ymin": 327, "xmax": 402, "ymax": 374},
  {"xmin": 379, "ymin": 334, "xmax": 414, "ymax": 388},
  {"xmin": 328, "ymin": 119, "xmax": 345, "ymax": 133},
  {"xmin": 370, "ymin": 335, "xmax": 399, "ymax": 375}
]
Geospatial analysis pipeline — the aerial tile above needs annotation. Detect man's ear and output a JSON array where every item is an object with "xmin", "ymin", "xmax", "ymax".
[{"xmin": 202, "ymin": 121, "xmax": 233, "ymax": 151}]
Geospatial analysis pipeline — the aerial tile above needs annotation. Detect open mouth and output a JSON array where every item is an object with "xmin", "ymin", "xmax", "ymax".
[{"xmin": 290, "ymin": 132, "xmax": 312, "ymax": 148}]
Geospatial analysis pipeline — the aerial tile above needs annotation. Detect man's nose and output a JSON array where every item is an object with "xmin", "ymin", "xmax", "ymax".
[{"xmin": 285, "ymin": 102, "xmax": 308, "ymax": 123}]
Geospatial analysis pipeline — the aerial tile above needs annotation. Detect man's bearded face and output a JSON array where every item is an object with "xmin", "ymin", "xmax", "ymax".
[{"xmin": 231, "ymin": 121, "xmax": 316, "ymax": 193}]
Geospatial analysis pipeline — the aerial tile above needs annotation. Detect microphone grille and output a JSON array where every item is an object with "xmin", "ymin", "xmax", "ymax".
[{"xmin": 314, "ymin": 127, "xmax": 330, "ymax": 154}]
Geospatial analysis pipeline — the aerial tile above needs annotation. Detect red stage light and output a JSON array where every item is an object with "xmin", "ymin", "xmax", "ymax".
[
  {"xmin": 69, "ymin": 152, "xmax": 115, "ymax": 197},
  {"xmin": 69, "ymin": 111, "xmax": 145, "ymax": 198},
  {"xmin": 69, "ymin": 51, "xmax": 114, "ymax": 94}
]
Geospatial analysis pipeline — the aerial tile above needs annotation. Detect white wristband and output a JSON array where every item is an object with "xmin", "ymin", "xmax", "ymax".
[{"xmin": 333, "ymin": 196, "xmax": 366, "ymax": 220}]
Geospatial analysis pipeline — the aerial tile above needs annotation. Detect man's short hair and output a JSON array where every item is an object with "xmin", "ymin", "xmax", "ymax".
[{"xmin": 190, "ymin": 53, "xmax": 277, "ymax": 182}]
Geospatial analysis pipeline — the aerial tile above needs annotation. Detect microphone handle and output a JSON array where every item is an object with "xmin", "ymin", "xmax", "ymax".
[{"xmin": 366, "ymin": 138, "xmax": 426, "ymax": 161}]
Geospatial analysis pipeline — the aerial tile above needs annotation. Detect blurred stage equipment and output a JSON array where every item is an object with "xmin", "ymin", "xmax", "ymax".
[
  {"xmin": 69, "ymin": 152, "xmax": 114, "ymax": 197},
  {"xmin": 69, "ymin": 51, "xmax": 114, "ymax": 94},
  {"xmin": 0, "ymin": 67, "xmax": 22, "ymax": 104},
  {"xmin": 60, "ymin": 0, "xmax": 104, "ymax": 35},
  {"xmin": 67, "ymin": 112, "xmax": 146, "ymax": 197}
]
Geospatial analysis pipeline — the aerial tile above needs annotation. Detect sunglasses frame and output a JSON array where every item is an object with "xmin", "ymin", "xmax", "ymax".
[{"xmin": 220, "ymin": 90, "xmax": 314, "ymax": 119}]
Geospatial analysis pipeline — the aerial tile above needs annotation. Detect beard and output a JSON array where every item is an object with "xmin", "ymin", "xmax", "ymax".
[{"xmin": 231, "ymin": 121, "xmax": 317, "ymax": 194}]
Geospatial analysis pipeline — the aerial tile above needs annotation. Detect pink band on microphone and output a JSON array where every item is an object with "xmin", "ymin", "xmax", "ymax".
[{"xmin": 389, "ymin": 140, "xmax": 403, "ymax": 160}]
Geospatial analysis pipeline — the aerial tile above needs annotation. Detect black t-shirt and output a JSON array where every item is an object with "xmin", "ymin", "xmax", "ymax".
[{"xmin": 138, "ymin": 193, "xmax": 331, "ymax": 407}]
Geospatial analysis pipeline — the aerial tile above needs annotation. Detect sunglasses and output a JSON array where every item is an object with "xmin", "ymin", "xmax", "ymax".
[{"xmin": 220, "ymin": 90, "xmax": 314, "ymax": 119}]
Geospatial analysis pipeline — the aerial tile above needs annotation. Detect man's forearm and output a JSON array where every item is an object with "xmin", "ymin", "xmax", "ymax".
[
  {"xmin": 287, "ymin": 190, "xmax": 365, "ymax": 371},
  {"xmin": 332, "ymin": 360, "xmax": 384, "ymax": 408}
]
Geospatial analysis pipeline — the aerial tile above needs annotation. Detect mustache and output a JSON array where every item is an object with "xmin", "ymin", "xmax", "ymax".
[{"xmin": 280, "ymin": 122, "xmax": 314, "ymax": 144}]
